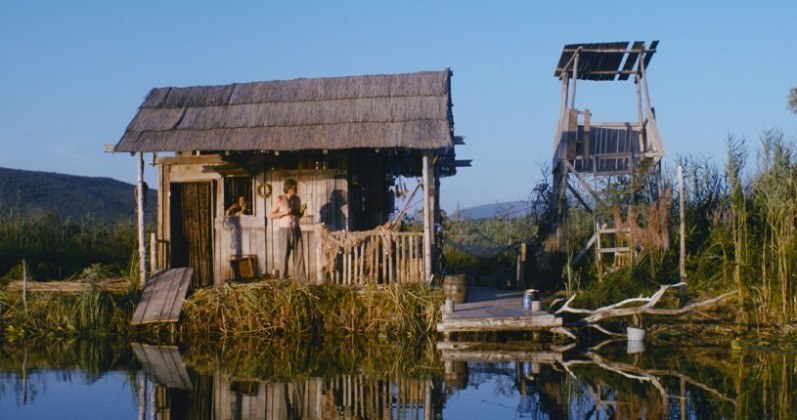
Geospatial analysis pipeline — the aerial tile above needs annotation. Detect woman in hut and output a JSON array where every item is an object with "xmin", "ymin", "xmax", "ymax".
[
  {"xmin": 225, "ymin": 196, "xmax": 251, "ymax": 216},
  {"xmin": 268, "ymin": 179, "xmax": 306, "ymax": 281}
]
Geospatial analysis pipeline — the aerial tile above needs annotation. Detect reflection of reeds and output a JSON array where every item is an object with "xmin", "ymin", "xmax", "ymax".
[
  {"xmin": 182, "ymin": 336, "xmax": 442, "ymax": 382},
  {"xmin": 181, "ymin": 281, "xmax": 444, "ymax": 338}
]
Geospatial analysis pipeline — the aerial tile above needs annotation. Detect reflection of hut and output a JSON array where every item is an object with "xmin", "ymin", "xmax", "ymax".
[
  {"xmin": 148, "ymin": 373, "xmax": 439, "ymax": 419},
  {"xmin": 112, "ymin": 70, "xmax": 466, "ymax": 287}
]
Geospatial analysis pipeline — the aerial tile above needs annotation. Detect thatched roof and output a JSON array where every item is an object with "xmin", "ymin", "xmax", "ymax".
[{"xmin": 114, "ymin": 69, "xmax": 454, "ymax": 153}]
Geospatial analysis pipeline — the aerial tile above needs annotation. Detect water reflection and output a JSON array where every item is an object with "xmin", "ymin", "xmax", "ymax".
[{"xmin": 0, "ymin": 337, "xmax": 795, "ymax": 419}]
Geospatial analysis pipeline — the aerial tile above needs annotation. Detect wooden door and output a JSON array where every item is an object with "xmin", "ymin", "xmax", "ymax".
[{"xmin": 171, "ymin": 182, "xmax": 214, "ymax": 287}]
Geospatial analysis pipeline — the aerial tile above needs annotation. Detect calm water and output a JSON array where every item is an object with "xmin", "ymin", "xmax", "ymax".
[{"xmin": 0, "ymin": 337, "xmax": 794, "ymax": 419}]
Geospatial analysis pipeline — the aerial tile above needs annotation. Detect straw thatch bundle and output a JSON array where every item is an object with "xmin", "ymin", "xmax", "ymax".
[{"xmin": 115, "ymin": 70, "xmax": 454, "ymax": 152}]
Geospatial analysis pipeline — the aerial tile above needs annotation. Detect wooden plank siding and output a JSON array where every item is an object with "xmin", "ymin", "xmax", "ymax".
[
  {"xmin": 153, "ymin": 159, "xmax": 429, "ymax": 287},
  {"xmin": 263, "ymin": 169, "xmax": 348, "ymax": 280}
]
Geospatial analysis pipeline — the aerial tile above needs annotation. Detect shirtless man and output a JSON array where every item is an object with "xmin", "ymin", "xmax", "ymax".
[{"xmin": 267, "ymin": 179, "xmax": 306, "ymax": 281}]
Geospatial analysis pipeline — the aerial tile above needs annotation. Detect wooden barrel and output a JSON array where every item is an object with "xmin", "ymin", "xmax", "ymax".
[{"xmin": 443, "ymin": 274, "xmax": 467, "ymax": 304}]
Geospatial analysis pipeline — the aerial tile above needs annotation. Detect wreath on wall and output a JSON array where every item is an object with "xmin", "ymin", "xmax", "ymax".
[{"xmin": 257, "ymin": 182, "xmax": 272, "ymax": 198}]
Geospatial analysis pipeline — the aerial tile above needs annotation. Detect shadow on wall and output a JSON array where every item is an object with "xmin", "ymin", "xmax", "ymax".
[{"xmin": 320, "ymin": 189, "xmax": 347, "ymax": 231}]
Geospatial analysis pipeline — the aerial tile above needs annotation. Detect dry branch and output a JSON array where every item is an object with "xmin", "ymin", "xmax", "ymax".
[{"xmin": 556, "ymin": 282, "xmax": 737, "ymax": 328}]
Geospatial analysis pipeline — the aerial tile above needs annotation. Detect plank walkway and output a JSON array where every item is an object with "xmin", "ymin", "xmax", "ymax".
[
  {"xmin": 131, "ymin": 267, "xmax": 193, "ymax": 325},
  {"xmin": 436, "ymin": 287, "xmax": 562, "ymax": 333},
  {"xmin": 131, "ymin": 343, "xmax": 192, "ymax": 389}
]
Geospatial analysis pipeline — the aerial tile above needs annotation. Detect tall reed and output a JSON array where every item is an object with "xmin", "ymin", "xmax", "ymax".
[{"xmin": 181, "ymin": 281, "xmax": 444, "ymax": 338}]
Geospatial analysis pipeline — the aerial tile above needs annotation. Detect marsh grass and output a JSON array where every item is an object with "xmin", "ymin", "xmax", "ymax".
[
  {"xmin": 0, "ymin": 210, "xmax": 136, "ymax": 281},
  {"xmin": 0, "ymin": 285, "xmax": 139, "ymax": 340},
  {"xmin": 181, "ymin": 281, "xmax": 444, "ymax": 338},
  {"xmin": 557, "ymin": 132, "xmax": 797, "ymax": 332}
]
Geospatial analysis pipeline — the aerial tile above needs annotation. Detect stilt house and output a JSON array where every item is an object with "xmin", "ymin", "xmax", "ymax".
[{"xmin": 112, "ymin": 69, "xmax": 465, "ymax": 287}]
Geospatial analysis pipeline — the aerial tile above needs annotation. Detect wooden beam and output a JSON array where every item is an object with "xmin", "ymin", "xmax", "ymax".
[
  {"xmin": 562, "ymin": 47, "xmax": 656, "ymax": 54},
  {"xmin": 573, "ymin": 233, "xmax": 598, "ymax": 265},
  {"xmin": 567, "ymin": 182, "xmax": 593, "ymax": 213},
  {"xmin": 678, "ymin": 165, "xmax": 687, "ymax": 296},
  {"xmin": 562, "ymin": 160, "xmax": 600, "ymax": 200},
  {"xmin": 155, "ymin": 154, "xmax": 225, "ymax": 165},
  {"xmin": 569, "ymin": 48, "xmax": 579, "ymax": 107}
]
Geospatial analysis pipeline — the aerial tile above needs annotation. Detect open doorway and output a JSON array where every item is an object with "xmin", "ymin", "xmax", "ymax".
[{"xmin": 170, "ymin": 182, "xmax": 215, "ymax": 287}]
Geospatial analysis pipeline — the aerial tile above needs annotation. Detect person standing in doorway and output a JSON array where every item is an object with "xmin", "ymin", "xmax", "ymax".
[{"xmin": 268, "ymin": 179, "xmax": 306, "ymax": 281}]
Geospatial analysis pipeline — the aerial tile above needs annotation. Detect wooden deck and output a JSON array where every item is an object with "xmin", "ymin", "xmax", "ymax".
[
  {"xmin": 131, "ymin": 267, "xmax": 193, "ymax": 325},
  {"xmin": 436, "ymin": 287, "xmax": 562, "ymax": 333}
]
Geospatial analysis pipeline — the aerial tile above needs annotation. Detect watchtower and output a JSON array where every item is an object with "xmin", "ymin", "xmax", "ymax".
[{"xmin": 550, "ymin": 41, "xmax": 666, "ymax": 271}]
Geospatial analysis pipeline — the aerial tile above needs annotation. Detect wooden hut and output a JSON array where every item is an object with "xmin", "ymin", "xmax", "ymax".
[{"xmin": 112, "ymin": 69, "xmax": 466, "ymax": 287}]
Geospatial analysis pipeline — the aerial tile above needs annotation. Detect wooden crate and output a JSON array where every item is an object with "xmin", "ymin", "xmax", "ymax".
[{"xmin": 230, "ymin": 255, "xmax": 261, "ymax": 282}]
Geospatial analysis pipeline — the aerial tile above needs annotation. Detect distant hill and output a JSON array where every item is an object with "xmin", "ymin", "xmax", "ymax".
[
  {"xmin": 451, "ymin": 201, "xmax": 531, "ymax": 220},
  {"xmin": 0, "ymin": 167, "xmax": 156, "ymax": 224}
]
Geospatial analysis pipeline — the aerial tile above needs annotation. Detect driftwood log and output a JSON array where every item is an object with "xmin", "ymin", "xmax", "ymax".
[{"xmin": 553, "ymin": 282, "xmax": 737, "ymax": 337}]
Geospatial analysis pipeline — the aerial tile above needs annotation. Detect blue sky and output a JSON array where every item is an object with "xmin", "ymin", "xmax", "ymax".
[{"xmin": 1, "ymin": 2, "xmax": 796, "ymax": 211}]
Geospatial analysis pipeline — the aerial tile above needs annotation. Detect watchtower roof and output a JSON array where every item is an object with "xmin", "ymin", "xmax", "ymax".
[{"xmin": 554, "ymin": 41, "xmax": 658, "ymax": 81}]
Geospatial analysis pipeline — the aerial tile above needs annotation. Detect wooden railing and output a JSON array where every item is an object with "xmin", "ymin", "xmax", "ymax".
[{"xmin": 316, "ymin": 227, "xmax": 425, "ymax": 285}]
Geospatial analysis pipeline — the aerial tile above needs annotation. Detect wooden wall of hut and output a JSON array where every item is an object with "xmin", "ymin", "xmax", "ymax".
[
  {"xmin": 155, "ymin": 151, "xmax": 432, "ymax": 286},
  {"xmin": 262, "ymin": 168, "xmax": 349, "ymax": 280},
  {"xmin": 156, "ymin": 155, "xmax": 353, "ymax": 286}
]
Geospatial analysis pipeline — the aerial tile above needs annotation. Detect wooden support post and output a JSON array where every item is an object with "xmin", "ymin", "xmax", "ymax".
[
  {"xmin": 422, "ymin": 152, "xmax": 433, "ymax": 282},
  {"xmin": 137, "ymin": 152, "xmax": 147, "ymax": 288},
  {"xmin": 316, "ymin": 236, "xmax": 323, "ymax": 285},
  {"xmin": 678, "ymin": 165, "xmax": 687, "ymax": 297},
  {"xmin": 22, "ymin": 259, "xmax": 28, "ymax": 315},
  {"xmin": 583, "ymin": 108, "xmax": 591, "ymax": 162},
  {"xmin": 150, "ymin": 232, "xmax": 157, "ymax": 273},
  {"xmin": 569, "ymin": 48, "xmax": 580, "ymax": 108},
  {"xmin": 516, "ymin": 243, "xmax": 527, "ymax": 289}
]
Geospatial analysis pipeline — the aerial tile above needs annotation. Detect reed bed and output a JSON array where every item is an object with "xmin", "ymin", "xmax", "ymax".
[
  {"xmin": 181, "ymin": 281, "xmax": 444, "ymax": 338},
  {"xmin": 0, "ymin": 285, "xmax": 138, "ymax": 340},
  {"xmin": 0, "ymin": 210, "xmax": 136, "ymax": 281},
  {"xmin": 549, "ymin": 131, "xmax": 797, "ymax": 333}
]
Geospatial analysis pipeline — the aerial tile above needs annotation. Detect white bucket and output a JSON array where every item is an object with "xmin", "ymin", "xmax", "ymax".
[
  {"xmin": 627, "ymin": 340, "xmax": 646, "ymax": 354},
  {"xmin": 627, "ymin": 327, "xmax": 646, "ymax": 341}
]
